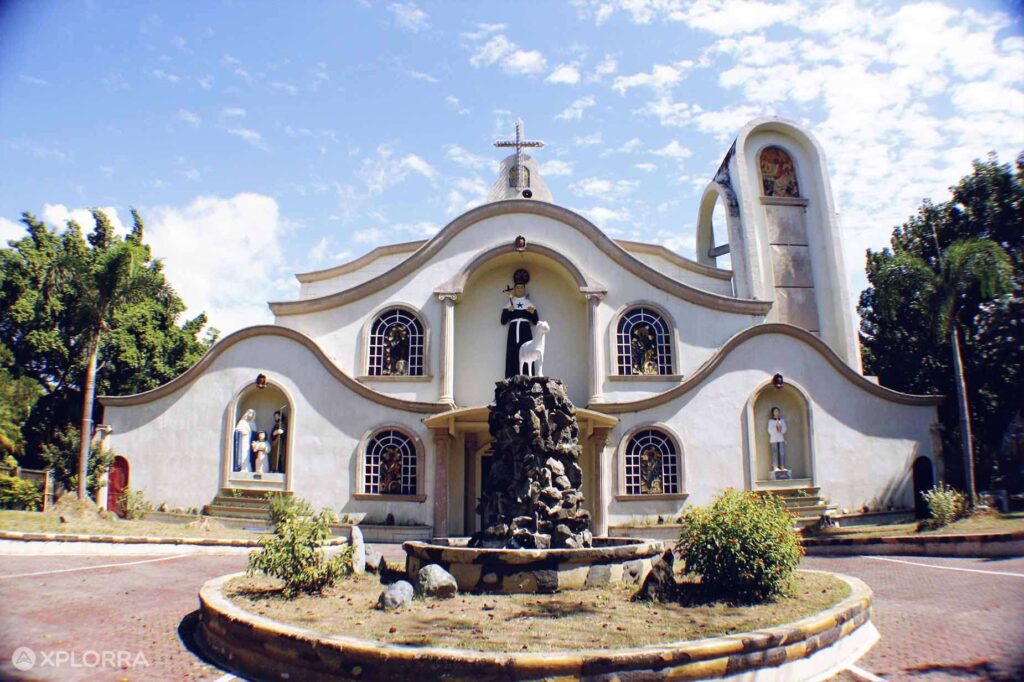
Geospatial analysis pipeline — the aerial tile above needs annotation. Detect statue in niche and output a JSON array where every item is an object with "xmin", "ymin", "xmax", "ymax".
[
  {"xmin": 631, "ymin": 323, "xmax": 659, "ymax": 375},
  {"xmin": 640, "ymin": 445, "xmax": 664, "ymax": 494},
  {"xmin": 383, "ymin": 324, "xmax": 410, "ymax": 376},
  {"xmin": 232, "ymin": 409, "xmax": 256, "ymax": 472},
  {"xmin": 500, "ymin": 268, "xmax": 539, "ymax": 377},
  {"xmin": 760, "ymin": 146, "xmax": 800, "ymax": 198},
  {"xmin": 251, "ymin": 431, "xmax": 270, "ymax": 474},
  {"xmin": 379, "ymin": 444, "xmax": 403, "ymax": 494},
  {"xmin": 270, "ymin": 410, "xmax": 287, "ymax": 473},
  {"xmin": 768, "ymin": 406, "xmax": 790, "ymax": 479}
]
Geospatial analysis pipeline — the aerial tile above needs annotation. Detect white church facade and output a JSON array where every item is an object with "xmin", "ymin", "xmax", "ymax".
[{"xmin": 99, "ymin": 117, "xmax": 943, "ymax": 535}]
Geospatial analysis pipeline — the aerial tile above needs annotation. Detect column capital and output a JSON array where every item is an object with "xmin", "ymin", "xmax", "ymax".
[
  {"xmin": 435, "ymin": 290, "xmax": 460, "ymax": 303},
  {"xmin": 580, "ymin": 287, "xmax": 607, "ymax": 301}
]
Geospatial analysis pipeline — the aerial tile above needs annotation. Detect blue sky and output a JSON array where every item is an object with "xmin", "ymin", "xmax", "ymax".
[{"xmin": 1, "ymin": 0, "xmax": 1021, "ymax": 334}]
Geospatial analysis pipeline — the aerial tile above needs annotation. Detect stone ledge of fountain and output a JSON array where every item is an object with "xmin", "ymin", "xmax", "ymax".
[{"xmin": 403, "ymin": 536, "xmax": 665, "ymax": 593}]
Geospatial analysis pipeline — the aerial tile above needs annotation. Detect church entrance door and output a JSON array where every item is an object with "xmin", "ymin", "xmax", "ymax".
[{"xmin": 107, "ymin": 456, "xmax": 129, "ymax": 517}]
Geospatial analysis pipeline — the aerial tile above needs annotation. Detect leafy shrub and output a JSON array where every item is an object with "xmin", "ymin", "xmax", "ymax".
[
  {"xmin": 921, "ymin": 484, "xmax": 968, "ymax": 529},
  {"xmin": 118, "ymin": 487, "xmax": 153, "ymax": 520},
  {"xmin": 265, "ymin": 492, "xmax": 313, "ymax": 530},
  {"xmin": 677, "ymin": 488, "xmax": 803, "ymax": 603},
  {"xmin": 0, "ymin": 473, "xmax": 42, "ymax": 510},
  {"xmin": 38, "ymin": 426, "xmax": 114, "ymax": 496},
  {"xmin": 248, "ymin": 496, "xmax": 352, "ymax": 597}
]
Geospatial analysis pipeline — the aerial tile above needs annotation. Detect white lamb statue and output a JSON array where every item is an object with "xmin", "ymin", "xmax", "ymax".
[{"xmin": 518, "ymin": 320, "xmax": 550, "ymax": 377}]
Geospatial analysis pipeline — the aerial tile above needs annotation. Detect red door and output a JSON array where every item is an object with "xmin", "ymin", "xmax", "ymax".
[{"xmin": 107, "ymin": 456, "xmax": 129, "ymax": 517}]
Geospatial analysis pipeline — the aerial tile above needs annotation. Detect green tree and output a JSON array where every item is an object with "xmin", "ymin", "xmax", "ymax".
[
  {"xmin": 0, "ymin": 210, "xmax": 215, "ymax": 494},
  {"xmin": 860, "ymin": 153, "xmax": 1022, "ymax": 499}
]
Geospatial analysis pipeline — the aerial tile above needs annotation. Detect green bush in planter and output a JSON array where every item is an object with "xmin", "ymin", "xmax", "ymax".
[
  {"xmin": 677, "ymin": 488, "xmax": 803, "ymax": 603},
  {"xmin": 0, "ymin": 473, "xmax": 41, "ymax": 510},
  {"xmin": 248, "ymin": 496, "xmax": 353, "ymax": 597}
]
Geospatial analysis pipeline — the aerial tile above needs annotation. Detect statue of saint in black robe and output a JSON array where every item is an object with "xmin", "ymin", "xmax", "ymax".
[{"xmin": 501, "ymin": 294, "xmax": 539, "ymax": 377}]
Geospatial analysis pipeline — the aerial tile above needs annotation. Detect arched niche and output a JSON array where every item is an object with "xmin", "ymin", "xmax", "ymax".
[
  {"xmin": 225, "ymin": 381, "xmax": 294, "ymax": 491},
  {"xmin": 453, "ymin": 249, "xmax": 588, "ymax": 407},
  {"xmin": 695, "ymin": 182, "xmax": 736, "ymax": 271},
  {"xmin": 746, "ymin": 381, "xmax": 813, "ymax": 484}
]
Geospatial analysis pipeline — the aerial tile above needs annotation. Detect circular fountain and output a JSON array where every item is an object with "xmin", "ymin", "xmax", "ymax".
[{"xmin": 404, "ymin": 376, "xmax": 665, "ymax": 593}]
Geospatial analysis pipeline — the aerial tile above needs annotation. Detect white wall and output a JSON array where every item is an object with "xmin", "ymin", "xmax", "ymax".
[
  {"xmin": 602, "ymin": 331, "xmax": 938, "ymax": 526},
  {"xmin": 103, "ymin": 334, "xmax": 435, "ymax": 525}
]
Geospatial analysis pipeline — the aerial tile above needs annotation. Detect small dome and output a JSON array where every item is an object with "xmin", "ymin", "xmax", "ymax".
[{"xmin": 486, "ymin": 154, "xmax": 553, "ymax": 203}]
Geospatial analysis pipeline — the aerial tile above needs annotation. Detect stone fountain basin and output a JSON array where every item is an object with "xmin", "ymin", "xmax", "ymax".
[{"xmin": 403, "ymin": 537, "xmax": 665, "ymax": 593}]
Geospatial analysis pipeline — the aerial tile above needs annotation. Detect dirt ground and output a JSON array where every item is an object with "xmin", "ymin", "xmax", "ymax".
[{"xmin": 225, "ymin": 570, "xmax": 848, "ymax": 652}]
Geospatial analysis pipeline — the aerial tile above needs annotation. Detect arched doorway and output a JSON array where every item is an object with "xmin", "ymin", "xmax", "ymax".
[
  {"xmin": 748, "ymin": 382, "xmax": 813, "ymax": 484},
  {"xmin": 107, "ymin": 456, "xmax": 129, "ymax": 517},
  {"xmin": 227, "ymin": 382, "xmax": 293, "ymax": 491},
  {"xmin": 912, "ymin": 456, "xmax": 935, "ymax": 519}
]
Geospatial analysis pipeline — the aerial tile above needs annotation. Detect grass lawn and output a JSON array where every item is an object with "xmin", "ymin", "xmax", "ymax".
[
  {"xmin": 225, "ymin": 571, "xmax": 849, "ymax": 652},
  {"xmin": 0, "ymin": 510, "xmax": 267, "ymax": 540},
  {"xmin": 809, "ymin": 511, "xmax": 1024, "ymax": 540}
]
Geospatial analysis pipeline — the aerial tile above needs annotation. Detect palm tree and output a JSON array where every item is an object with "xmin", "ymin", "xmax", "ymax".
[
  {"xmin": 874, "ymin": 237, "xmax": 1013, "ymax": 505},
  {"xmin": 73, "ymin": 210, "xmax": 163, "ymax": 500}
]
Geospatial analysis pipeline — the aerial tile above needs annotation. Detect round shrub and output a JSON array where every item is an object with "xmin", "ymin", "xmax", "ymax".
[
  {"xmin": 677, "ymin": 488, "xmax": 803, "ymax": 603},
  {"xmin": 921, "ymin": 483, "xmax": 968, "ymax": 529},
  {"xmin": 0, "ymin": 473, "xmax": 42, "ymax": 511}
]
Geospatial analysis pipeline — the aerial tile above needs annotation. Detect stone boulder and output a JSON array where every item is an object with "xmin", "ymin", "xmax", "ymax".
[
  {"xmin": 365, "ymin": 551, "xmax": 383, "ymax": 574},
  {"xmin": 636, "ymin": 550, "xmax": 678, "ymax": 603},
  {"xmin": 350, "ymin": 526, "xmax": 366, "ymax": 573},
  {"xmin": 416, "ymin": 564, "xmax": 458, "ymax": 599},
  {"xmin": 377, "ymin": 580, "xmax": 414, "ymax": 611}
]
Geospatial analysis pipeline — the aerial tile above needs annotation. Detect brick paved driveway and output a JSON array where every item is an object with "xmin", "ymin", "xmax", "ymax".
[{"xmin": 0, "ymin": 548, "xmax": 1021, "ymax": 681}]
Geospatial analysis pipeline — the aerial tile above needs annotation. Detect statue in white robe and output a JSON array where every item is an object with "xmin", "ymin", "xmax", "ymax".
[
  {"xmin": 251, "ymin": 431, "xmax": 270, "ymax": 474},
  {"xmin": 233, "ymin": 409, "xmax": 256, "ymax": 472}
]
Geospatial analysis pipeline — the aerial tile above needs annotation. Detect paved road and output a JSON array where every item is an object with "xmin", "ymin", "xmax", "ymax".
[{"xmin": 0, "ymin": 549, "xmax": 1021, "ymax": 681}]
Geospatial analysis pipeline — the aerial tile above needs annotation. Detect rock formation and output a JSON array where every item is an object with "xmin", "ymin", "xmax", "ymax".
[{"xmin": 474, "ymin": 375, "xmax": 592, "ymax": 549}]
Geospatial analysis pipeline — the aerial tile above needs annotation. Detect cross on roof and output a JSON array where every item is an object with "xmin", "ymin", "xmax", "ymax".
[{"xmin": 494, "ymin": 118, "xmax": 544, "ymax": 190}]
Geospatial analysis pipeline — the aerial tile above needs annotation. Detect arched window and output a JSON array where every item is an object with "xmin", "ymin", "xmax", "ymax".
[
  {"xmin": 363, "ymin": 429, "xmax": 417, "ymax": 495},
  {"xmin": 624, "ymin": 429, "xmax": 680, "ymax": 495},
  {"xmin": 616, "ymin": 307, "xmax": 673, "ymax": 375},
  {"xmin": 508, "ymin": 165, "xmax": 530, "ymax": 188},
  {"xmin": 759, "ymin": 146, "xmax": 800, "ymax": 198},
  {"xmin": 368, "ymin": 308, "xmax": 424, "ymax": 376}
]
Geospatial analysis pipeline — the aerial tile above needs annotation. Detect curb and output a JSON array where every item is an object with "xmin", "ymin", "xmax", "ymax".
[
  {"xmin": 803, "ymin": 530, "xmax": 1024, "ymax": 557},
  {"xmin": 0, "ymin": 529, "xmax": 347, "ymax": 548},
  {"xmin": 196, "ymin": 569, "xmax": 877, "ymax": 681}
]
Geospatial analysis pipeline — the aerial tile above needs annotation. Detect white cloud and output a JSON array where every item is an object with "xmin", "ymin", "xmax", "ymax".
[
  {"xmin": 613, "ymin": 62, "xmax": 692, "ymax": 93},
  {"xmin": 178, "ymin": 167, "xmax": 201, "ymax": 182},
  {"xmin": 446, "ymin": 145, "xmax": 496, "ymax": 172},
  {"xmin": 197, "ymin": 75, "xmax": 214, "ymax": 89},
  {"xmin": 19, "ymin": 74, "xmax": 48, "ymax": 86},
  {"xmin": 41, "ymin": 204, "xmax": 127, "ymax": 235},
  {"xmin": 359, "ymin": 145, "xmax": 438, "ymax": 194},
  {"xmin": 147, "ymin": 193, "xmax": 293, "ymax": 333},
  {"xmin": 574, "ymin": 132, "xmax": 603, "ymax": 146},
  {"xmin": 570, "ymin": 177, "xmax": 639, "ymax": 199},
  {"xmin": 309, "ymin": 236, "xmax": 329, "ymax": 263},
  {"xmin": 588, "ymin": 54, "xmax": 618, "ymax": 82},
  {"xmin": 446, "ymin": 177, "xmax": 489, "ymax": 214},
  {"xmin": 150, "ymin": 69, "xmax": 180, "ymax": 84},
  {"xmin": 221, "ymin": 107, "xmax": 246, "ymax": 118},
  {"xmin": 0, "ymin": 217, "xmax": 24, "ymax": 243},
  {"xmin": 445, "ymin": 95, "xmax": 471, "ymax": 115},
  {"xmin": 649, "ymin": 140, "xmax": 693, "ymax": 159},
  {"xmin": 580, "ymin": 206, "xmax": 630, "ymax": 224},
  {"xmin": 271, "ymin": 81, "xmax": 298, "ymax": 95},
  {"xmin": 546, "ymin": 63, "xmax": 581, "ymax": 85},
  {"xmin": 540, "ymin": 159, "xmax": 574, "ymax": 176},
  {"xmin": 178, "ymin": 109, "xmax": 201, "ymax": 127},
  {"xmin": 354, "ymin": 227, "xmax": 386, "ymax": 244},
  {"xmin": 504, "ymin": 49, "xmax": 547, "ymax": 75},
  {"xmin": 573, "ymin": 0, "xmax": 801, "ymax": 35},
  {"xmin": 388, "ymin": 3, "xmax": 430, "ymax": 32},
  {"xmin": 952, "ymin": 81, "xmax": 1024, "ymax": 114},
  {"xmin": 228, "ymin": 128, "xmax": 269, "ymax": 151},
  {"xmin": 556, "ymin": 96, "xmax": 597, "ymax": 120},
  {"xmin": 634, "ymin": 162, "xmax": 657, "ymax": 171},
  {"xmin": 408, "ymin": 70, "xmax": 438, "ymax": 83},
  {"xmin": 466, "ymin": 32, "xmax": 546, "ymax": 75}
]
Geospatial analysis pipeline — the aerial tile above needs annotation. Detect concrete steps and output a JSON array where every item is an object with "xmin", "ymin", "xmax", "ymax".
[
  {"xmin": 755, "ymin": 483, "xmax": 833, "ymax": 529},
  {"xmin": 202, "ymin": 488, "xmax": 288, "ymax": 522}
]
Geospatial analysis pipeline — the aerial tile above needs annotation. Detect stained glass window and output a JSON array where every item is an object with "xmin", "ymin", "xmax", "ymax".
[
  {"xmin": 508, "ymin": 165, "xmax": 531, "ymax": 188},
  {"xmin": 368, "ymin": 308, "xmax": 424, "ymax": 376},
  {"xmin": 616, "ymin": 307, "xmax": 673, "ymax": 375},
  {"xmin": 363, "ymin": 430, "xmax": 417, "ymax": 495},
  {"xmin": 759, "ymin": 146, "xmax": 800, "ymax": 198},
  {"xmin": 624, "ymin": 429, "xmax": 679, "ymax": 495}
]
